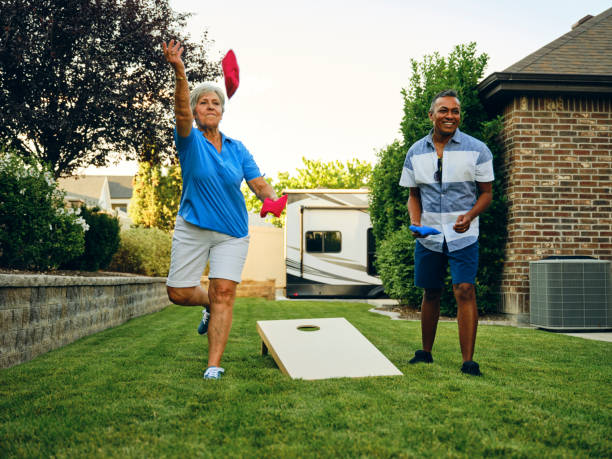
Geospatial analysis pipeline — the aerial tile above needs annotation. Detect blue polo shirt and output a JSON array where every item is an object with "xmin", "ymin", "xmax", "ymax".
[
  {"xmin": 174, "ymin": 127, "xmax": 262, "ymax": 238},
  {"xmin": 399, "ymin": 128, "xmax": 494, "ymax": 252}
]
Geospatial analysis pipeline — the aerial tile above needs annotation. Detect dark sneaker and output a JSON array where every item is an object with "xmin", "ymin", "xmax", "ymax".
[
  {"xmin": 409, "ymin": 350, "xmax": 433, "ymax": 364},
  {"xmin": 203, "ymin": 366, "xmax": 225, "ymax": 380},
  {"xmin": 461, "ymin": 360, "xmax": 482, "ymax": 376},
  {"xmin": 197, "ymin": 307, "xmax": 210, "ymax": 335}
]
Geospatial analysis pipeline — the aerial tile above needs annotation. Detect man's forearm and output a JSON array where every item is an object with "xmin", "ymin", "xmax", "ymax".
[
  {"xmin": 465, "ymin": 191, "xmax": 493, "ymax": 221},
  {"xmin": 407, "ymin": 193, "xmax": 422, "ymax": 225}
]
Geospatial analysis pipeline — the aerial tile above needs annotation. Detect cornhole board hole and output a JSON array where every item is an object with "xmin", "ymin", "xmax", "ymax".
[{"xmin": 256, "ymin": 317, "xmax": 403, "ymax": 380}]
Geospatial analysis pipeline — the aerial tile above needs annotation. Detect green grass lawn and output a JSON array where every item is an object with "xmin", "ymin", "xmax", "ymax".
[{"xmin": 1, "ymin": 299, "xmax": 611, "ymax": 458}]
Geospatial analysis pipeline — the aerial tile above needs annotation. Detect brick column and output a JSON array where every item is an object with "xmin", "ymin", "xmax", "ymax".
[{"xmin": 499, "ymin": 95, "xmax": 612, "ymax": 317}]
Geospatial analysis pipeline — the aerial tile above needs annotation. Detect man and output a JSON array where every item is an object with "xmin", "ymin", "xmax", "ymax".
[{"xmin": 399, "ymin": 89, "xmax": 494, "ymax": 376}]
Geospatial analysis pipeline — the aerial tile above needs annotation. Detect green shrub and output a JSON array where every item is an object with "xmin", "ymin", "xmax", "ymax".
[
  {"xmin": 375, "ymin": 226, "xmax": 422, "ymax": 308},
  {"xmin": 61, "ymin": 206, "xmax": 121, "ymax": 271},
  {"xmin": 108, "ymin": 227, "xmax": 172, "ymax": 277},
  {"xmin": 369, "ymin": 140, "xmax": 410, "ymax": 244},
  {"xmin": 0, "ymin": 149, "xmax": 87, "ymax": 270}
]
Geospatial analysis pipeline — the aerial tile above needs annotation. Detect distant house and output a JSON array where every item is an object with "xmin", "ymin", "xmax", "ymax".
[
  {"xmin": 57, "ymin": 175, "xmax": 113, "ymax": 212},
  {"xmin": 57, "ymin": 175, "xmax": 135, "ymax": 228},
  {"xmin": 477, "ymin": 7, "xmax": 612, "ymax": 321},
  {"xmin": 106, "ymin": 175, "xmax": 134, "ymax": 213}
]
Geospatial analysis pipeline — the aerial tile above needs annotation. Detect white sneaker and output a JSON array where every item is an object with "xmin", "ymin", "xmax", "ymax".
[{"xmin": 203, "ymin": 366, "xmax": 225, "ymax": 380}]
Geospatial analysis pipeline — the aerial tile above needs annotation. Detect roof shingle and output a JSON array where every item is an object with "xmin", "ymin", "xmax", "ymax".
[
  {"xmin": 504, "ymin": 7, "xmax": 612, "ymax": 75},
  {"xmin": 107, "ymin": 176, "xmax": 134, "ymax": 199}
]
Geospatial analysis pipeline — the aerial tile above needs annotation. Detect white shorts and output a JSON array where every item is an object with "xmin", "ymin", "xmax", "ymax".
[{"xmin": 166, "ymin": 215, "xmax": 250, "ymax": 287}]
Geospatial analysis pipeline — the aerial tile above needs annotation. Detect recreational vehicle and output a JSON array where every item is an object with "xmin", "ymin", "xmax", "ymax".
[{"xmin": 284, "ymin": 189, "xmax": 384, "ymax": 298}]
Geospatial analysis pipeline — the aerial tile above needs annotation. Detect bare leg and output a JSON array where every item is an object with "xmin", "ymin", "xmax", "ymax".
[
  {"xmin": 454, "ymin": 283, "xmax": 478, "ymax": 362},
  {"xmin": 166, "ymin": 285, "xmax": 210, "ymax": 306},
  {"xmin": 206, "ymin": 278, "xmax": 237, "ymax": 368},
  {"xmin": 421, "ymin": 288, "xmax": 442, "ymax": 352}
]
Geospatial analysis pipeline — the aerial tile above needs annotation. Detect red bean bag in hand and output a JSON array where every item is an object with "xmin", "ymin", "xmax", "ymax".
[
  {"xmin": 222, "ymin": 50, "xmax": 239, "ymax": 99},
  {"xmin": 260, "ymin": 195, "xmax": 287, "ymax": 218}
]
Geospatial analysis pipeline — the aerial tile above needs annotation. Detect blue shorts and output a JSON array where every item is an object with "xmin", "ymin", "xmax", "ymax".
[{"xmin": 414, "ymin": 240, "xmax": 479, "ymax": 289}]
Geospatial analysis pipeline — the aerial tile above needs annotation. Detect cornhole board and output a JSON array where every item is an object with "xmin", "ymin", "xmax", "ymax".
[{"xmin": 256, "ymin": 317, "xmax": 403, "ymax": 380}]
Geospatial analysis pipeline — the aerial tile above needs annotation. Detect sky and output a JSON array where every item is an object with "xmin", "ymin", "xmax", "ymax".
[{"xmin": 80, "ymin": 0, "xmax": 611, "ymax": 178}]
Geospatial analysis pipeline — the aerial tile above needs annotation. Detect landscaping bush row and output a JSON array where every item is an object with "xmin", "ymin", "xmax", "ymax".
[
  {"xmin": 61, "ymin": 205, "xmax": 121, "ymax": 272},
  {"xmin": 0, "ymin": 149, "xmax": 88, "ymax": 270},
  {"xmin": 108, "ymin": 227, "xmax": 172, "ymax": 277},
  {"xmin": 0, "ymin": 148, "xmax": 171, "ymax": 276}
]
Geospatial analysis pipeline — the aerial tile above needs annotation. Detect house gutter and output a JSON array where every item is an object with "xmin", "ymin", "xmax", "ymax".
[{"xmin": 477, "ymin": 72, "xmax": 612, "ymax": 110}]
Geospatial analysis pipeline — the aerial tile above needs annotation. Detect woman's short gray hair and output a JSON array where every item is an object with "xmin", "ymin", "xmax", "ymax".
[{"xmin": 190, "ymin": 83, "xmax": 226, "ymax": 114}]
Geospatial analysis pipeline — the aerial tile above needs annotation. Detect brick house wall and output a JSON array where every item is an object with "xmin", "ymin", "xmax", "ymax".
[{"xmin": 497, "ymin": 94, "xmax": 612, "ymax": 316}]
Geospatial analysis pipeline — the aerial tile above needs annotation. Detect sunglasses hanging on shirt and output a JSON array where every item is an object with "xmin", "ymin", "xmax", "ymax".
[{"xmin": 434, "ymin": 157, "xmax": 442, "ymax": 183}]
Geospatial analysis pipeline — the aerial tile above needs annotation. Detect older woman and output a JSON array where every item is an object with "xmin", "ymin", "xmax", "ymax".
[{"xmin": 162, "ymin": 39, "xmax": 278, "ymax": 380}]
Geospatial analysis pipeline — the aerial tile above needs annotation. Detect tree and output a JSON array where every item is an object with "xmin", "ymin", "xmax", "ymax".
[
  {"xmin": 274, "ymin": 157, "xmax": 373, "ymax": 191},
  {"xmin": 129, "ymin": 161, "xmax": 181, "ymax": 232},
  {"xmin": 242, "ymin": 157, "xmax": 373, "ymax": 227},
  {"xmin": 0, "ymin": 0, "xmax": 221, "ymax": 177},
  {"xmin": 369, "ymin": 43, "xmax": 507, "ymax": 314}
]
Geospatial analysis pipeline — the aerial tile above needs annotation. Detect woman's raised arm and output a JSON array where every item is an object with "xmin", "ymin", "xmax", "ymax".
[{"xmin": 162, "ymin": 40, "xmax": 192, "ymax": 137}]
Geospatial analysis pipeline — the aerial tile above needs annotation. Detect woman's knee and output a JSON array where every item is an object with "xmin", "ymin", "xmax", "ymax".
[
  {"xmin": 209, "ymin": 280, "xmax": 237, "ymax": 305},
  {"xmin": 167, "ymin": 286, "xmax": 193, "ymax": 305}
]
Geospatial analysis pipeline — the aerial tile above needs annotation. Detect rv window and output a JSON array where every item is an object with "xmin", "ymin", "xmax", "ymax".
[
  {"xmin": 305, "ymin": 231, "xmax": 341, "ymax": 253},
  {"xmin": 305, "ymin": 231, "xmax": 323, "ymax": 252},
  {"xmin": 324, "ymin": 231, "xmax": 341, "ymax": 253}
]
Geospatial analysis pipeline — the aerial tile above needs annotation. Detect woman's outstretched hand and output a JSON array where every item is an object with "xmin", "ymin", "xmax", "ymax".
[
  {"xmin": 162, "ymin": 39, "xmax": 185, "ymax": 70},
  {"xmin": 260, "ymin": 195, "xmax": 288, "ymax": 218}
]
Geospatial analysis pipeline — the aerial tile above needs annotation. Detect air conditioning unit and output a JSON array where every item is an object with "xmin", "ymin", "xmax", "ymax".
[{"xmin": 530, "ymin": 258, "xmax": 611, "ymax": 330}]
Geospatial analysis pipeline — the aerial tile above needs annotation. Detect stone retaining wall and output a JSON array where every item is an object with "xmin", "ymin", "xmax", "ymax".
[{"xmin": 0, "ymin": 274, "xmax": 168, "ymax": 369}]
